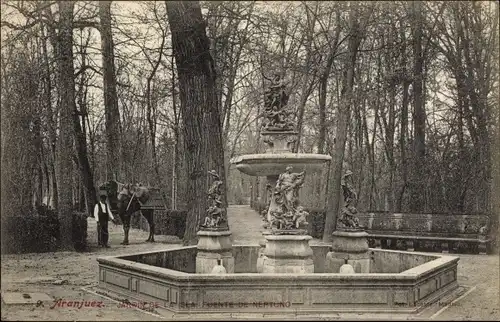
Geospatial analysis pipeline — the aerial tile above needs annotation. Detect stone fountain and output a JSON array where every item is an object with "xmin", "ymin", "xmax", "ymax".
[
  {"xmin": 94, "ymin": 72, "xmax": 463, "ymax": 319},
  {"xmin": 231, "ymin": 73, "xmax": 332, "ymax": 274},
  {"xmin": 231, "ymin": 74, "xmax": 331, "ymax": 224}
]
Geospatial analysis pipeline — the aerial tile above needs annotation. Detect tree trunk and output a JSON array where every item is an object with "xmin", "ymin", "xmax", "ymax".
[
  {"xmin": 56, "ymin": 0, "xmax": 76, "ymax": 250},
  {"xmin": 166, "ymin": 1, "xmax": 226, "ymax": 245},
  {"xmin": 146, "ymin": 27, "xmax": 170, "ymax": 210},
  {"xmin": 409, "ymin": 0, "xmax": 426, "ymax": 212},
  {"xmin": 317, "ymin": 15, "xmax": 341, "ymax": 154},
  {"xmin": 323, "ymin": 4, "xmax": 363, "ymax": 242},
  {"xmin": 73, "ymin": 97, "xmax": 97, "ymax": 216},
  {"xmin": 294, "ymin": 73, "xmax": 316, "ymax": 153},
  {"xmin": 317, "ymin": 74, "xmax": 328, "ymax": 155},
  {"xmin": 99, "ymin": 1, "xmax": 122, "ymax": 182},
  {"xmin": 41, "ymin": 20, "xmax": 59, "ymax": 210},
  {"xmin": 386, "ymin": 85, "xmax": 396, "ymax": 212},
  {"xmin": 397, "ymin": 78, "xmax": 410, "ymax": 212},
  {"xmin": 492, "ymin": 98, "xmax": 500, "ymax": 254},
  {"xmin": 397, "ymin": 22, "xmax": 410, "ymax": 212},
  {"xmin": 171, "ymin": 59, "xmax": 180, "ymax": 209}
]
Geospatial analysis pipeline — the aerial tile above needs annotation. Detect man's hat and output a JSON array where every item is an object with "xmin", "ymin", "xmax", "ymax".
[{"xmin": 99, "ymin": 188, "xmax": 107, "ymax": 197}]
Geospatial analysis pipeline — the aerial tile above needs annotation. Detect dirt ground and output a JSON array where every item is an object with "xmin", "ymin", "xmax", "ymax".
[{"xmin": 1, "ymin": 206, "xmax": 499, "ymax": 321}]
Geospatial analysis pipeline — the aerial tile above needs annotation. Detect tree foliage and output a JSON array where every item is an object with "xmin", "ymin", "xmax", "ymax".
[{"xmin": 1, "ymin": 1, "xmax": 498, "ymax": 250}]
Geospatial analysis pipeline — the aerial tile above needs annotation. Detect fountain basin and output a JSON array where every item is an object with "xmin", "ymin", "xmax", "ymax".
[
  {"xmin": 230, "ymin": 153, "xmax": 331, "ymax": 176},
  {"xmin": 96, "ymin": 245, "xmax": 459, "ymax": 317}
]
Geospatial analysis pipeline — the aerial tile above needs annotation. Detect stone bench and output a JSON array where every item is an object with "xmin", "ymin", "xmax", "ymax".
[{"xmin": 357, "ymin": 212, "xmax": 492, "ymax": 254}]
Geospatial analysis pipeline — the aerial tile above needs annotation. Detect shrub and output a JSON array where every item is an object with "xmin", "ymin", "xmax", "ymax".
[
  {"xmin": 306, "ymin": 209, "xmax": 326, "ymax": 239},
  {"xmin": 154, "ymin": 210, "xmax": 187, "ymax": 239},
  {"xmin": 1, "ymin": 206, "xmax": 88, "ymax": 254},
  {"xmin": 72, "ymin": 212, "xmax": 88, "ymax": 251},
  {"xmin": 128, "ymin": 209, "xmax": 188, "ymax": 240}
]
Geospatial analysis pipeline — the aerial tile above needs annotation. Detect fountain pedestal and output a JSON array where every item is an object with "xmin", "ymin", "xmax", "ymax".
[
  {"xmin": 196, "ymin": 230, "xmax": 235, "ymax": 274},
  {"xmin": 262, "ymin": 233, "xmax": 314, "ymax": 274},
  {"xmin": 261, "ymin": 131, "xmax": 298, "ymax": 153},
  {"xmin": 325, "ymin": 229, "xmax": 370, "ymax": 273}
]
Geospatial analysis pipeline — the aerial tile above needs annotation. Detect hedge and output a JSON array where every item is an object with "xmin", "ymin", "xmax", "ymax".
[
  {"xmin": 129, "ymin": 210, "xmax": 188, "ymax": 240},
  {"xmin": 306, "ymin": 209, "xmax": 327, "ymax": 239},
  {"xmin": 72, "ymin": 211, "xmax": 88, "ymax": 251},
  {"xmin": 125, "ymin": 206, "xmax": 326, "ymax": 240},
  {"xmin": 1, "ymin": 205, "xmax": 88, "ymax": 254}
]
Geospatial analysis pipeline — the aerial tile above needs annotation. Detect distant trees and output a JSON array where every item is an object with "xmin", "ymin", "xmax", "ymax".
[
  {"xmin": 1, "ymin": 41, "xmax": 40, "ymax": 218},
  {"xmin": 1, "ymin": 1, "xmax": 497, "ymax": 249}
]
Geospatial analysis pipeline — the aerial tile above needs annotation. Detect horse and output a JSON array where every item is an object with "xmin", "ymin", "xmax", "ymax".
[{"xmin": 100, "ymin": 181, "xmax": 155, "ymax": 245}]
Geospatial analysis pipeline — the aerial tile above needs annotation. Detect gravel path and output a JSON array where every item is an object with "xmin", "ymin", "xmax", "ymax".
[{"xmin": 1, "ymin": 206, "xmax": 498, "ymax": 321}]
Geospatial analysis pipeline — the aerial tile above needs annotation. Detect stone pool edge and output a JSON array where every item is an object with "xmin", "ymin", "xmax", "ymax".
[{"xmin": 96, "ymin": 247, "xmax": 459, "ymax": 315}]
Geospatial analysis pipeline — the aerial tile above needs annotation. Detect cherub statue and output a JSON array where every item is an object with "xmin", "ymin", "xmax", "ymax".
[
  {"xmin": 208, "ymin": 170, "xmax": 223, "ymax": 204},
  {"xmin": 201, "ymin": 170, "xmax": 227, "ymax": 230},
  {"xmin": 204, "ymin": 200, "xmax": 226, "ymax": 228},
  {"xmin": 338, "ymin": 170, "xmax": 361, "ymax": 229},
  {"xmin": 294, "ymin": 206, "xmax": 309, "ymax": 229},
  {"xmin": 342, "ymin": 170, "xmax": 357, "ymax": 206}
]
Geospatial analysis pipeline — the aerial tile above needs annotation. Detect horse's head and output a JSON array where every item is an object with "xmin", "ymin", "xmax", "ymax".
[{"xmin": 116, "ymin": 183, "xmax": 150, "ymax": 215}]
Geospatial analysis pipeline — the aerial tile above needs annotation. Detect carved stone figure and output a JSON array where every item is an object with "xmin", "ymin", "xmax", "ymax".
[
  {"xmin": 275, "ymin": 166, "xmax": 305, "ymax": 210},
  {"xmin": 267, "ymin": 167, "xmax": 309, "ymax": 232},
  {"xmin": 261, "ymin": 183, "xmax": 274, "ymax": 223},
  {"xmin": 294, "ymin": 206, "xmax": 309, "ymax": 229},
  {"xmin": 262, "ymin": 74, "xmax": 295, "ymax": 132},
  {"xmin": 201, "ymin": 170, "xmax": 228, "ymax": 230},
  {"xmin": 207, "ymin": 170, "xmax": 223, "ymax": 205},
  {"xmin": 337, "ymin": 170, "xmax": 361, "ymax": 229}
]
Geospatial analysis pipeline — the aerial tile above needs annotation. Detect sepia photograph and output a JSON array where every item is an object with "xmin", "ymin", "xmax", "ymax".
[{"xmin": 1, "ymin": 1, "xmax": 499, "ymax": 321}]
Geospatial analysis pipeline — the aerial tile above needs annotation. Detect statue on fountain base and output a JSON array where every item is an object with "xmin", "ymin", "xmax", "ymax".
[
  {"xmin": 200, "ymin": 170, "xmax": 229, "ymax": 231},
  {"xmin": 336, "ymin": 170, "xmax": 363, "ymax": 231},
  {"xmin": 262, "ymin": 74, "xmax": 295, "ymax": 132},
  {"xmin": 267, "ymin": 167, "xmax": 309, "ymax": 235}
]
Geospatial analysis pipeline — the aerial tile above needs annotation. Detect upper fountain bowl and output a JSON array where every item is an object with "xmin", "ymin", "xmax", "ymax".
[{"xmin": 230, "ymin": 153, "xmax": 331, "ymax": 177}]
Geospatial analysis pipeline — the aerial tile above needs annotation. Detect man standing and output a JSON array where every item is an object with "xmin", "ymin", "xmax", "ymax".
[{"xmin": 94, "ymin": 194, "xmax": 115, "ymax": 248}]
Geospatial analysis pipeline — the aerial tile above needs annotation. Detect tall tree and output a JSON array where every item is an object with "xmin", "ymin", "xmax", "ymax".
[
  {"xmin": 0, "ymin": 46, "xmax": 39, "ymax": 219},
  {"xmin": 166, "ymin": 1, "xmax": 226, "ymax": 245},
  {"xmin": 99, "ymin": 1, "xmax": 122, "ymax": 181},
  {"xmin": 323, "ymin": 2, "xmax": 369, "ymax": 242},
  {"xmin": 144, "ymin": 2, "xmax": 170, "ymax": 210},
  {"xmin": 56, "ymin": 0, "xmax": 76, "ymax": 250},
  {"xmin": 409, "ymin": 0, "xmax": 427, "ymax": 212}
]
